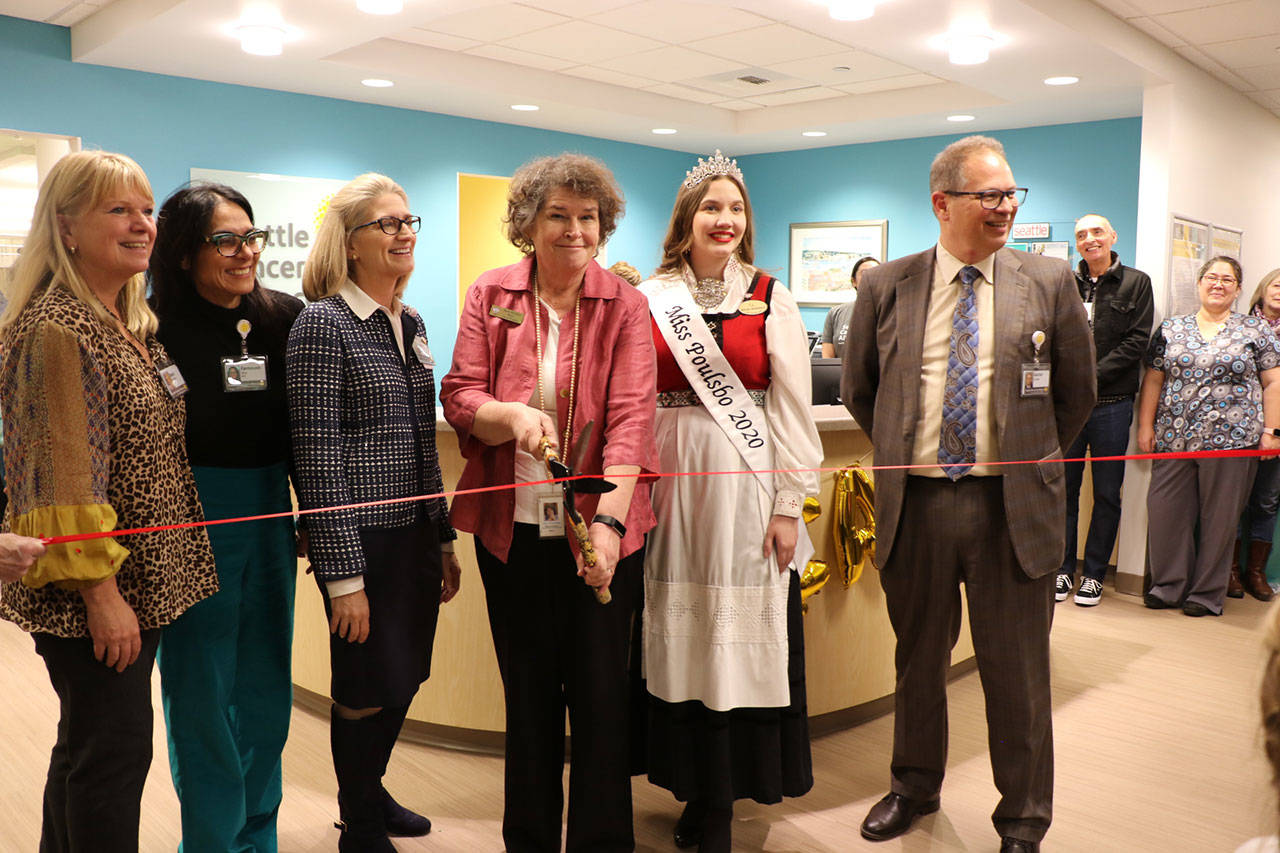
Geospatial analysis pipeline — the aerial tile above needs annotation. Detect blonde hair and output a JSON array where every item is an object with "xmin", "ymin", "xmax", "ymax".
[
  {"xmin": 1, "ymin": 150, "xmax": 157, "ymax": 337},
  {"xmin": 1249, "ymin": 268, "xmax": 1280, "ymax": 314},
  {"xmin": 608, "ymin": 261, "xmax": 642, "ymax": 286},
  {"xmin": 302, "ymin": 173, "xmax": 410, "ymax": 301}
]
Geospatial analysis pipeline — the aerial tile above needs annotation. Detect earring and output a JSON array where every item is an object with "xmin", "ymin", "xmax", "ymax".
[{"xmin": 67, "ymin": 246, "xmax": 77, "ymax": 255}]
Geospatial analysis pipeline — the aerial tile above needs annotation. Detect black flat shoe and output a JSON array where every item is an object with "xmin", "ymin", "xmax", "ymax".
[
  {"xmin": 859, "ymin": 792, "xmax": 940, "ymax": 841},
  {"xmin": 673, "ymin": 800, "xmax": 706, "ymax": 849},
  {"xmin": 1000, "ymin": 837, "xmax": 1040, "ymax": 852},
  {"xmin": 1143, "ymin": 592, "xmax": 1171, "ymax": 609},
  {"xmin": 1182, "ymin": 601, "xmax": 1214, "ymax": 617}
]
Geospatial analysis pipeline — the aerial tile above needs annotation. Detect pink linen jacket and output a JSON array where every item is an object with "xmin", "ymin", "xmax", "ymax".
[{"xmin": 441, "ymin": 257, "xmax": 658, "ymax": 562}]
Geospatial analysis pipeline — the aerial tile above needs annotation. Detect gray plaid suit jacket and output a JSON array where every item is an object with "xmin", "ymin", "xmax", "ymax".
[{"xmin": 841, "ymin": 246, "xmax": 1096, "ymax": 578}]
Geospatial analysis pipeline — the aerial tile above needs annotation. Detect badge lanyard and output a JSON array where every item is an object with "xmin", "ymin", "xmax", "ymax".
[{"xmin": 221, "ymin": 318, "xmax": 269, "ymax": 392}]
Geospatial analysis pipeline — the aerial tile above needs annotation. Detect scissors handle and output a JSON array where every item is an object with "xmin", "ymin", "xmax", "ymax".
[{"xmin": 539, "ymin": 437, "xmax": 611, "ymax": 605}]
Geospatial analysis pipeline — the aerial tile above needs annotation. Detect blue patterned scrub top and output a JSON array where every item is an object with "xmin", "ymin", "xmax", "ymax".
[{"xmin": 1144, "ymin": 313, "xmax": 1280, "ymax": 452}]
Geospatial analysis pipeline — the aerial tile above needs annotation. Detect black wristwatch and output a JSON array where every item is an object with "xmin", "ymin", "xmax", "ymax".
[
  {"xmin": 591, "ymin": 514, "xmax": 627, "ymax": 539},
  {"xmin": 1267, "ymin": 428, "xmax": 1280, "ymax": 437}
]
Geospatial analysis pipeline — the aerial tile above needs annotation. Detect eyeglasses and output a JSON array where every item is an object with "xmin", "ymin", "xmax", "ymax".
[
  {"xmin": 352, "ymin": 215, "xmax": 422, "ymax": 235},
  {"xmin": 1202, "ymin": 273, "xmax": 1239, "ymax": 286},
  {"xmin": 204, "ymin": 230, "xmax": 268, "ymax": 257},
  {"xmin": 944, "ymin": 188, "xmax": 1029, "ymax": 209}
]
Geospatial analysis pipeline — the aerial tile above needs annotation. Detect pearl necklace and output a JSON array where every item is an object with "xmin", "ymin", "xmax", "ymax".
[{"xmin": 533, "ymin": 269, "xmax": 580, "ymax": 455}]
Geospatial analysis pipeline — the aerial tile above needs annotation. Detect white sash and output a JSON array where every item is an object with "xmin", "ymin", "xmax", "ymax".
[{"xmin": 642, "ymin": 274, "xmax": 813, "ymax": 569}]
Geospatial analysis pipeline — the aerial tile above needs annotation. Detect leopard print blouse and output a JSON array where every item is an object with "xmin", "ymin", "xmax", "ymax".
[{"xmin": 0, "ymin": 285, "xmax": 218, "ymax": 637}]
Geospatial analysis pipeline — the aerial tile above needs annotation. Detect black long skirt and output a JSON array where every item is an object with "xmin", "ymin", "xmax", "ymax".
[
  {"xmin": 639, "ymin": 571, "xmax": 813, "ymax": 806},
  {"xmin": 319, "ymin": 514, "xmax": 442, "ymax": 709}
]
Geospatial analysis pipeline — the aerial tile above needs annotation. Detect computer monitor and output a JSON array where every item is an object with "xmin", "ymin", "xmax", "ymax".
[{"xmin": 811, "ymin": 358, "xmax": 843, "ymax": 406}]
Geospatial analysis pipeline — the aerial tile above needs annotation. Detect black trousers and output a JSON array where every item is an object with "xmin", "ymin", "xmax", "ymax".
[
  {"xmin": 34, "ymin": 629, "xmax": 161, "ymax": 853},
  {"xmin": 477, "ymin": 524, "xmax": 642, "ymax": 853}
]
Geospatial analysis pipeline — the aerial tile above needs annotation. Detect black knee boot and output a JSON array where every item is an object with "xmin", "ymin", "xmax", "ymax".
[
  {"xmin": 330, "ymin": 706, "xmax": 396, "ymax": 852},
  {"xmin": 371, "ymin": 704, "xmax": 431, "ymax": 837}
]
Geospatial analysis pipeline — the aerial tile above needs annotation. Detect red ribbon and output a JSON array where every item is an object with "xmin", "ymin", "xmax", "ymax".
[{"xmin": 38, "ymin": 447, "xmax": 1278, "ymax": 546}]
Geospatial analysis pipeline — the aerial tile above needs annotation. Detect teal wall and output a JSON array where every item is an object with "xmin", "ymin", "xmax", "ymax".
[
  {"xmin": 739, "ymin": 117, "xmax": 1144, "ymax": 329},
  {"xmin": 0, "ymin": 16, "xmax": 1142, "ymax": 356}
]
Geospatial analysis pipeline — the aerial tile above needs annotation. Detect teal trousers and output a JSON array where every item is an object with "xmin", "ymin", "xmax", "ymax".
[{"xmin": 159, "ymin": 464, "xmax": 296, "ymax": 853}]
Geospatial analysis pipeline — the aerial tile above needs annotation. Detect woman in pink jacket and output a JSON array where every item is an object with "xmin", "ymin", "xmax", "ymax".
[{"xmin": 441, "ymin": 153, "xmax": 656, "ymax": 853}]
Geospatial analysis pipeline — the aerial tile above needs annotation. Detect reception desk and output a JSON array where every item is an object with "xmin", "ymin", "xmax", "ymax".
[{"xmin": 291, "ymin": 406, "xmax": 975, "ymax": 748}]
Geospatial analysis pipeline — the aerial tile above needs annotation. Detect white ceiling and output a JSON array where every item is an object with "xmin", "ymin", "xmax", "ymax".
[{"xmin": 1, "ymin": 0, "xmax": 1275, "ymax": 153}]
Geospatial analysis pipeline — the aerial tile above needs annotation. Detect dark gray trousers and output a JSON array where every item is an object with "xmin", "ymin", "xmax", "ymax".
[{"xmin": 881, "ymin": 476, "xmax": 1054, "ymax": 843}]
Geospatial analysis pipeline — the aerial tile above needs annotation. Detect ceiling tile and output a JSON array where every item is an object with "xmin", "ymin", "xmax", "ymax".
[
  {"xmin": 745, "ymin": 86, "xmax": 844, "ymax": 107},
  {"xmin": 1235, "ymin": 62, "xmax": 1280, "ymax": 90},
  {"xmin": 686, "ymin": 24, "xmax": 849, "ymax": 64},
  {"xmin": 596, "ymin": 45, "xmax": 742, "ymax": 83},
  {"xmin": 465, "ymin": 44, "xmax": 576, "ymax": 71},
  {"xmin": 517, "ymin": 0, "xmax": 636, "ymax": 15},
  {"xmin": 832, "ymin": 74, "xmax": 945, "ymax": 95},
  {"xmin": 587, "ymin": 1, "xmax": 773, "ymax": 45},
  {"xmin": 558, "ymin": 64, "xmax": 655, "ymax": 89},
  {"xmin": 712, "ymin": 99, "xmax": 764, "ymax": 112},
  {"xmin": 1125, "ymin": 16, "xmax": 1187, "ymax": 47},
  {"xmin": 1089, "ymin": 0, "xmax": 1146, "ymax": 16},
  {"xmin": 1154, "ymin": 0, "xmax": 1280, "ymax": 47},
  {"xmin": 49, "ymin": 2, "xmax": 105, "ymax": 26},
  {"xmin": 420, "ymin": 4, "xmax": 569, "ymax": 43},
  {"xmin": 1172, "ymin": 45, "xmax": 1257, "ymax": 90},
  {"xmin": 644, "ymin": 82, "xmax": 724, "ymax": 104},
  {"xmin": 393, "ymin": 28, "xmax": 482, "ymax": 52},
  {"xmin": 497, "ymin": 20, "xmax": 663, "ymax": 64},
  {"xmin": 767, "ymin": 50, "xmax": 920, "ymax": 86},
  {"xmin": 1119, "ymin": 0, "xmax": 1237, "ymax": 13},
  {"xmin": 1199, "ymin": 33, "xmax": 1280, "ymax": 69},
  {"xmin": 687, "ymin": 67, "xmax": 817, "ymax": 99}
]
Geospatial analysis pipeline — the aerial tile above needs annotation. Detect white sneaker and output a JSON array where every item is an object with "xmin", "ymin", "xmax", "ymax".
[
  {"xmin": 1055, "ymin": 574, "xmax": 1072, "ymax": 602},
  {"xmin": 1074, "ymin": 577, "xmax": 1103, "ymax": 606}
]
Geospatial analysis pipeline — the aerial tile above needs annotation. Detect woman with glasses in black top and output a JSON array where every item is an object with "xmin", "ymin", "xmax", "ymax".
[
  {"xmin": 150, "ymin": 182, "xmax": 303, "ymax": 852},
  {"xmin": 288, "ymin": 173, "xmax": 460, "ymax": 852}
]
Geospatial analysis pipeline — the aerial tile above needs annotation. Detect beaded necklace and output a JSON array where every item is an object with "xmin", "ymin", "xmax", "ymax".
[{"xmin": 532, "ymin": 268, "xmax": 581, "ymax": 454}]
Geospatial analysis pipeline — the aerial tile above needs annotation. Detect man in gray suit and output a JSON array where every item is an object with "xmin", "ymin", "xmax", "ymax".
[{"xmin": 841, "ymin": 135, "xmax": 1095, "ymax": 853}]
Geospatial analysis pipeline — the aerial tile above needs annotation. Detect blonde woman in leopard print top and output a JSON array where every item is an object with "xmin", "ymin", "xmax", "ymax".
[{"xmin": 0, "ymin": 150, "xmax": 217, "ymax": 850}]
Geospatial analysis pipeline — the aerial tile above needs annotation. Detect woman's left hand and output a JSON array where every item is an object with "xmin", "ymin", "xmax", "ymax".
[
  {"xmin": 1262, "ymin": 432, "xmax": 1280, "ymax": 455},
  {"xmin": 763, "ymin": 514, "xmax": 799, "ymax": 573},
  {"xmin": 578, "ymin": 522, "xmax": 620, "ymax": 593},
  {"xmin": 441, "ymin": 551, "xmax": 462, "ymax": 604}
]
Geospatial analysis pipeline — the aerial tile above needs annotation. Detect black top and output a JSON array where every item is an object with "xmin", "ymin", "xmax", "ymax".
[
  {"xmin": 1074, "ymin": 251, "xmax": 1154, "ymax": 399},
  {"xmin": 155, "ymin": 286, "xmax": 303, "ymax": 468}
]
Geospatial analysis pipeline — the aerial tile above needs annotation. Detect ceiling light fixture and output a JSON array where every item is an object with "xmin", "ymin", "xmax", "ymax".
[
  {"xmin": 511, "ymin": 104, "xmax": 539, "ymax": 111},
  {"xmin": 356, "ymin": 0, "xmax": 403, "ymax": 13},
  {"xmin": 802, "ymin": 131, "xmax": 828, "ymax": 137},
  {"xmin": 362, "ymin": 78, "xmax": 394, "ymax": 88},
  {"xmin": 829, "ymin": 0, "xmax": 875, "ymax": 21},
  {"xmin": 947, "ymin": 33, "xmax": 993, "ymax": 65},
  {"xmin": 947, "ymin": 114, "xmax": 976, "ymax": 122},
  {"xmin": 236, "ymin": 24, "xmax": 286, "ymax": 56},
  {"xmin": 652, "ymin": 128, "xmax": 678, "ymax": 135},
  {"xmin": 1044, "ymin": 76, "xmax": 1080, "ymax": 86}
]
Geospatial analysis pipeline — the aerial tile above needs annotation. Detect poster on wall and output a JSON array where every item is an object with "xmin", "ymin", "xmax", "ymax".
[
  {"xmin": 1169, "ymin": 215, "xmax": 1211, "ymax": 317},
  {"xmin": 1006, "ymin": 241, "xmax": 1069, "ymax": 261},
  {"xmin": 190, "ymin": 168, "xmax": 347, "ymax": 300},
  {"xmin": 1211, "ymin": 225, "xmax": 1243, "ymax": 265},
  {"xmin": 788, "ymin": 219, "xmax": 887, "ymax": 305}
]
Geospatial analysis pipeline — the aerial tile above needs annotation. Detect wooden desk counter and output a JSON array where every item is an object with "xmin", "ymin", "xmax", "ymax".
[{"xmin": 291, "ymin": 407, "xmax": 975, "ymax": 748}]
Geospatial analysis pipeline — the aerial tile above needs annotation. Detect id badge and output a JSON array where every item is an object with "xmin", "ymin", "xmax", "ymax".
[
  {"xmin": 221, "ymin": 355, "xmax": 269, "ymax": 392},
  {"xmin": 537, "ymin": 495, "xmax": 566, "ymax": 539},
  {"xmin": 157, "ymin": 361, "xmax": 188, "ymax": 399},
  {"xmin": 1020, "ymin": 362, "xmax": 1051, "ymax": 397},
  {"xmin": 412, "ymin": 335, "xmax": 435, "ymax": 369},
  {"xmin": 1084, "ymin": 301, "xmax": 1094, "ymax": 322}
]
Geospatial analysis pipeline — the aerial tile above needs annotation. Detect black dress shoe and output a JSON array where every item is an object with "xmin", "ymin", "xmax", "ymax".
[
  {"xmin": 673, "ymin": 800, "xmax": 706, "ymax": 849},
  {"xmin": 1181, "ymin": 601, "xmax": 1214, "ymax": 617},
  {"xmin": 382, "ymin": 788, "xmax": 431, "ymax": 837},
  {"xmin": 1143, "ymin": 592, "xmax": 1171, "ymax": 609},
  {"xmin": 1000, "ymin": 837, "xmax": 1040, "ymax": 852},
  {"xmin": 859, "ymin": 792, "xmax": 940, "ymax": 841}
]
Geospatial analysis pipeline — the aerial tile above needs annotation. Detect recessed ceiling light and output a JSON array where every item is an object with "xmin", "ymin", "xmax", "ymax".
[
  {"xmin": 362, "ymin": 78, "xmax": 394, "ymax": 88},
  {"xmin": 947, "ymin": 33, "xmax": 993, "ymax": 65},
  {"xmin": 651, "ymin": 128, "xmax": 678, "ymax": 135},
  {"xmin": 830, "ymin": 0, "xmax": 875, "ymax": 21},
  {"xmin": 1044, "ymin": 76, "xmax": 1080, "ymax": 86},
  {"xmin": 511, "ymin": 104, "xmax": 540, "ymax": 111},
  {"xmin": 236, "ymin": 24, "xmax": 285, "ymax": 56},
  {"xmin": 947, "ymin": 114, "xmax": 976, "ymax": 122},
  {"xmin": 802, "ymin": 131, "xmax": 828, "ymax": 137},
  {"xmin": 356, "ymin": 0, "xmax": 402, "ymax": 13}
]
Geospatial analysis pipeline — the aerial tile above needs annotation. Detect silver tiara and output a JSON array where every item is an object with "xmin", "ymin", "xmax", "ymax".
[{"xmin": 683, "ymin": 149, "xmax": 744, "ymax": 189}]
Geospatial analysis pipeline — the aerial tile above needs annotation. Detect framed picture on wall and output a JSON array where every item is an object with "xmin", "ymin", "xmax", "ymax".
[
  {"xmin": 1168, "ymin": 215, "xmax": 1211, "ymax": 317},
  {"xmin": 788, "ymin": 219, "xmax": 888, "ymax": 305}
]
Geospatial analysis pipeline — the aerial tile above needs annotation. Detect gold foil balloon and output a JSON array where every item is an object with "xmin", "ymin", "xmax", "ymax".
[
  {"xmin": 833, "ymin": 464, "xmax": 876, "ymax": 587},
  {"xmin": 799, "ymin": 559, "xmax": 830, "ymax": 612},
  {"xmin": 802, "ymin": 496, "xmax": 821, "ymax": 525}
]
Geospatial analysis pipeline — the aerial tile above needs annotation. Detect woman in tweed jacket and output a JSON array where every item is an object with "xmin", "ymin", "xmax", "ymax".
[{"xmin": 287, "ymin": 173, "xmax": 459, "ymax": 852}]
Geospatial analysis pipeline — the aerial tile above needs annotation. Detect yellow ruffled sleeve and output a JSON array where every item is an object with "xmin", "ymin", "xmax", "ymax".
[{"xmin": 12, "ymin": 504, "xmax": 131, "ymax": 590}]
